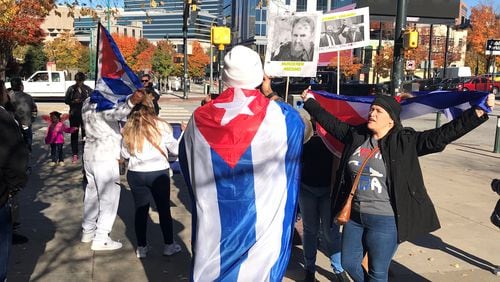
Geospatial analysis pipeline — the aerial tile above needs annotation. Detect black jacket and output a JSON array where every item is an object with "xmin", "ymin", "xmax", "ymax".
[
  {"xmin": 304, "ymin": 98, "xmax": 488, "ymax": 242},
  {"xmin": 0, "ymin": 106, "xmax": 29, "ymax": 207},
  {"xmin": 65, "ymin": 83, "xmax": 92, "ymax": 117}
]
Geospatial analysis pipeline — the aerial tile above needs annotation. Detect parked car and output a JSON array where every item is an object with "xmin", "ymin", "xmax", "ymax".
[
  {"xmin": 5, "ymin": 71, "xmax": 95, "ymax": 100},
  {"xmin": 442, "ymin": 76, "xmax": 472, "ymax": 91},
  {"xmin": 460, "ymin": 76, "xmax": 500, "ymax": 97},
  {"xmin": 481, "ymin": 73, "xmax": 500, "ymax": 82}
]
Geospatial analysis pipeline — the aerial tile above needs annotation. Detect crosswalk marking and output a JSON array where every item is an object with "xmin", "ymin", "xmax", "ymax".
[{"xmin": 159, "ymin": 105, "xmax": 193, "ymax": 123}]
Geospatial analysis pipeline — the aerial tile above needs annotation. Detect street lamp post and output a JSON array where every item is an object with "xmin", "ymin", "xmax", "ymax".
[{"xmin": 182, "ymin": 1, "xmax": 190, "ymax": 99}]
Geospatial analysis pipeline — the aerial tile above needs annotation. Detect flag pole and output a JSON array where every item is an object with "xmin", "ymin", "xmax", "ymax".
[
  {"xmin": 285, "ymin": 76, "xmax": 290, "ymax": 104},
  {"xmin": 94, "ymin": 22, "xmax": 102, "ymax": 85}
]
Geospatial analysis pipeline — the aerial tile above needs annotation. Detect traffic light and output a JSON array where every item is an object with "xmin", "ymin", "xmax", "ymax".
[{"xmin": 403, "ymin": 30, "xmax": 419, "ymax": 49}]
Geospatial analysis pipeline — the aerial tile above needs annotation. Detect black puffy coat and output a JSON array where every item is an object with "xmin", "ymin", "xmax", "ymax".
[{"xmin": 304, "ymin": 99, "xmax": 488, "ymax": 242}]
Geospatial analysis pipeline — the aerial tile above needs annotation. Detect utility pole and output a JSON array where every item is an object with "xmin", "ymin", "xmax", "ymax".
[
  {"xmin": 390, "ymin": 0, "xmax": 407, "ymax": 96},
  {"xmin": 182, "ymin": 1, "xmax": 189, "ymax": 99},
  {"xmin": 426, "ymin": 24, "xmax": 433, "ymax": 79},
  {"xmin": 442, "ymin": 25, "xmax": 450, "ymax": 79}
]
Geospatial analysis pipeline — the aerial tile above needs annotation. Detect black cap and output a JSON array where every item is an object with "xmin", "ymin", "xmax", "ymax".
[{"xmin": 372, "ymin": 95, "xmax": 401, "ymax": 125}]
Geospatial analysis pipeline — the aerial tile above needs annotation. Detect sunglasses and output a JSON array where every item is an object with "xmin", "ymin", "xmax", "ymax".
[{"xmin": 141, "ymin": 80, "xmax": 149, "ymax": 82}]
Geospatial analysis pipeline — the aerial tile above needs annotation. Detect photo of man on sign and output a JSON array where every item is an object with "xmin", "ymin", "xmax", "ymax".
[{"xmin": 265, "ymin": 12, "xmax": 321, "ymax": 78}]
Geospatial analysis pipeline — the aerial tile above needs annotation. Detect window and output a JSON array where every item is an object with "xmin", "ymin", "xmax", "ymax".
[
  {"xmin": 296, "ymin": 0, "xmax": 307, "ymax": 11},
  {"xmin": 51, "ymin": 73, "xmax": 60, "ymax": 82},
  {"xmin": 317, "ymin": 0, "xmax": 328, "ymax": 12}
]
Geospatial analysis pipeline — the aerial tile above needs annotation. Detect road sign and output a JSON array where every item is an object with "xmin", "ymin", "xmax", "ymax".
[
  {"xmin": 486, "ymin": 39, "xmax": 500, "ymax": 55},
  {"xmin": 406, "ymin": 60, "xmax": 416, "ymax": 71}
]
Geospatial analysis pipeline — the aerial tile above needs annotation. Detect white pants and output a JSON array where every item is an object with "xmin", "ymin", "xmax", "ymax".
[{"xmin": 82, "ymin": 160, "xmax": 121, "ymax": 241}]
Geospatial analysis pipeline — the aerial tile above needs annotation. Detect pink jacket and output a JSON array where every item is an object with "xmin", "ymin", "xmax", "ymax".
[{"xmin": 43, "ymin": 115, "xmax": 77, "ymax": 144}]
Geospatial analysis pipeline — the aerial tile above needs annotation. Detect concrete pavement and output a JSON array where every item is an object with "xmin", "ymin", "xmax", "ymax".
[{"xmin": 6, "ymin": 95, "xmax": 500, "ymax": 282}]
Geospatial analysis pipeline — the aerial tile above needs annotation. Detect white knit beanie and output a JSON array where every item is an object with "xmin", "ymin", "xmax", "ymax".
[{"xmin": 222, "ymin": 45, "xmax": 264, "ymax": 89}]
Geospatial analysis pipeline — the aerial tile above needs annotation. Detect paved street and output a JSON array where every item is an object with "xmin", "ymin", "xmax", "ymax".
[{"xmin": 6, "ymin": 92, "xmax": 500, "ymax": 281}]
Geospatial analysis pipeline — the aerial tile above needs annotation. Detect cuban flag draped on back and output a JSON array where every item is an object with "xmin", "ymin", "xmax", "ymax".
[
  {"xmin": 179, "ymin": 88, "xmax": 304, "ymax": 282},
  {"xmin": 90, "ymin": 22, "xmax": 142, "ymax": 111},
  {"xmin": 311, "ymin": 90, "xmax": 491, "ymax": 157}
]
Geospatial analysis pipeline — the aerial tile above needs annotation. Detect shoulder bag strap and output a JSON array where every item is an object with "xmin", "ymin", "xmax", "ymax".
[{"xmin": 347, "ymin": 146, "xmax": 380, "ymax": 199}]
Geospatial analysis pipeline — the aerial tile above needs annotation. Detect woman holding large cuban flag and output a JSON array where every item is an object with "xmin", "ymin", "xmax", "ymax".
[{"xmin": 301, "ymin": 90, "xmax": 495, "ymax": 281}]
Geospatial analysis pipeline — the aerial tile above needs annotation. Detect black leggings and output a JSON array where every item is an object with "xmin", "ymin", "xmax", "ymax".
[
  {"xmin": 69, "ymin": 115, "xmax": 85, "ymax": 156},
  {"xmin": 127, "ymin": 170, "xmax": 174, "ymax": 247}
]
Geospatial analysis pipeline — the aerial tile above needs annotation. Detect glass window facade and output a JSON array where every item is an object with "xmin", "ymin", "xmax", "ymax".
[{"xmin": 74, "ymin": 0, "xmax": 223, "ymax": 43}]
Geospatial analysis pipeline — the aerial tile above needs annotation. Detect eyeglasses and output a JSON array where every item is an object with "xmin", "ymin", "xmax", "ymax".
[{"xmin": 141, "ymin": 80, "xmax": 149, "ymax": 83}]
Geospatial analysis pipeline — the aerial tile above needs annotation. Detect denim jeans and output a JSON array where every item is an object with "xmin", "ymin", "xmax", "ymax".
[
  {"xmin": 341, "ymin": 210, "xmax": 398, "ymax": 282},
  {"xmin": 0, "ymin": 203, "xmax": 13, "ymax": 281},
  {"xmin": 298, "ymin": 184, "xmax": 343, "ymax": 273}
]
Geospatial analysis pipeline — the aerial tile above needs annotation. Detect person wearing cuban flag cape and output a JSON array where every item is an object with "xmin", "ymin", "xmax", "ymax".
[{"xmin": 179, "ymin": 45, "xmax": 308, "ymax": 281}]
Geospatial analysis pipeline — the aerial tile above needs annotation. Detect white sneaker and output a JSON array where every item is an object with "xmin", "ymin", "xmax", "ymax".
[
  {"xmin": 163, "ymin": 242, "xmax": 181, "ymax": 256},
  {"xmin": 81, "ymin": 231, "xmax": 95, "ymax": 243},
  {"xmin": 91, "ymin": 238, "xmax": 123, "ymax": 251},
  {"xmin": 136, "ymin": 245, "xmax": 149, "ymax": 258}
]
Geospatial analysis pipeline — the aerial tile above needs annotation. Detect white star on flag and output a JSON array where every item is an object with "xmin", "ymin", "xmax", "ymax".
[{"xmin": 214, "ymin": 88, "xmax": 256, "ymax": 126}]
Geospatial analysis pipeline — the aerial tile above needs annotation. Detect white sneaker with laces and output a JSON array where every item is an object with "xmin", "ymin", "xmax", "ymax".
[
  {"xmin": 91, "ymin": 237, "xmax": 123, "ymax": 251},
  {"xmin": 163, "ymin": 242, "xmax": 181, "ymax": 256},
  {"xmin": 81, "ymin": 231, "xmax": 95, "ymax": 243},
  {"xmin": 136, "ymin": 245, "xmax": 149, "ymax": 258}
]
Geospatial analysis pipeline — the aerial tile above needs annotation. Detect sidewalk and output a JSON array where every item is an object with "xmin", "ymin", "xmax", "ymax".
[{"xmin": 6, "ymin": 105, "xmax": 500, "ymax": 281}]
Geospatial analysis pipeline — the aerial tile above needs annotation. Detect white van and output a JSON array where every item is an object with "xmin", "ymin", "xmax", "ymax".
[{"xmin": 436, "ymin": 67, "xmax": 472, "ymax": 79}]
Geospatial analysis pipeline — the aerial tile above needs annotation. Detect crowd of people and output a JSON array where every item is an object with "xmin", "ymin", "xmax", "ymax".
[{"xmin": 0, "ymin": 45, "xmax": 497, "ymax": 282}]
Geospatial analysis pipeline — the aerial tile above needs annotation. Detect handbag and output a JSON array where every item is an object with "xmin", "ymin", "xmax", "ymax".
[{"xmin": 335, "ymin": 147, "xmax": 379, "ymax": 225}]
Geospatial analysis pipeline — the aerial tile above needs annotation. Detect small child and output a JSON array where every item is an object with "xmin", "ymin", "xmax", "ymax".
[{"xmin": 42, "ymin": 111, "xmax": 77, "ymax": 166}]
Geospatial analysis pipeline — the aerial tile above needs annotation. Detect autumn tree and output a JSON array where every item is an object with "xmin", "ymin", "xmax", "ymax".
[
  {"xmin": 328, "ymin": 50, "xmax": 363, "ymax": 78},
  {"xmin": 188, "ymin": 40, "xmax": 209, "ymax": 78},
  {"xmin": 373, "ymin": 44, "xmax": 394, "ymax": 79},
  {"xmin": 131, "ymin": 37, "xmax": 154, "ymax": 70},
  {"xmin": 133, "ymin": 45, "xmax": 156, "ymax": 72},
  {"xmin": 152, "ymin": 40, "xmax": 176, "ymax": 78},
  {"xmin": 77, "ymin": 45, "xmax": 90, "ymax": 74},
  {"xmin": 44, "ymin": 31, "xmax": 86, "ymax": 71},
  {"xmin": 0, "ymin": 0, "xmax": 54, "ymax": 78},
  {"xmin": 466, "ymin": 3, "xmax": 500, "ymax": 74},
  {"xmin": 112, "ymin": 33, "xmax": 138, "ymax": 65}
]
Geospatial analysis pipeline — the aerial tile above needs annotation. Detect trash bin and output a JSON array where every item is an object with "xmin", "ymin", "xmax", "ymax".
[
  {"xmin": 287, "ymin": 94, "xmax": 303, "ymax": 109},
  {"xmin": 204, "ymin": 84, "xmax": 211, "ymax": 95}
]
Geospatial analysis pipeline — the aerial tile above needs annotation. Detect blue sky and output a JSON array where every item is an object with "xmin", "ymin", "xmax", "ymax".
[{"xmin": 64, "ymin": 0, "xmax": 494, "ymax": 11}]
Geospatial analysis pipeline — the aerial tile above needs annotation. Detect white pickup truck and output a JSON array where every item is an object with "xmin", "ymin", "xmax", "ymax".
[{"xmin": 6, "ymin": 71, "xmax": 95, "ymax": 100}]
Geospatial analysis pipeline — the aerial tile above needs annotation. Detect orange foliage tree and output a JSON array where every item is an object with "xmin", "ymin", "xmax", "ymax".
[
  {"xmin": 112, "ymin": 33, "xmax": 138, "ymax": 65},
  {"xmin": 131, "ymin": 37, "xmax": 154, "ymax": 70},
  {"xmin": 373, "ymin": 44, "xmax": 393, "ymax": 79},
  {"xmin": 133, "ymin": 45, "xmax": 156, "ymax": 72},
  {"xmin": 188, "ymin": 40, "xmax": 209, "ymax": 78},
  {"xmin": 328, "ymin": 50, "xmax": 362, "ymax": 79},
  {"xmin": 466, "ymin": 4, "xmax": 500, "ymax": 74},
  {"xmin": 0, "ymin": 0, "xmax": 54, "ymax": 78}
]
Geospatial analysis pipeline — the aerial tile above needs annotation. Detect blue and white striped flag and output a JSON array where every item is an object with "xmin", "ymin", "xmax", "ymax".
[
  {"xmin": 90, "ymin": 23, "xmax": 142, "ymax": 111},
  {"xmin": 310, "ymin": 90, "xmax": 491, "ymax": 157},
  {"xmin": 179, "ymin": 88, "xmax": 304, "ymax": 281}
]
